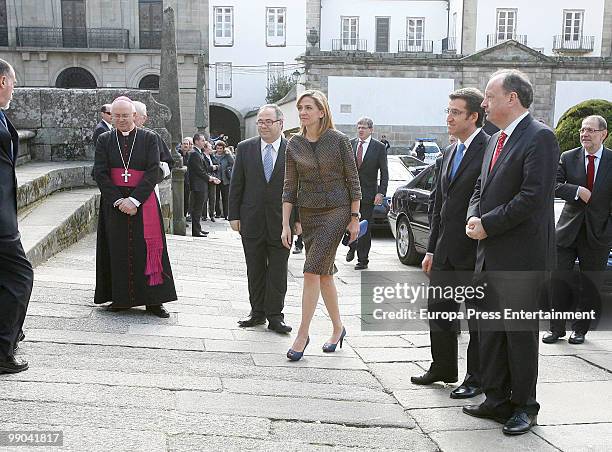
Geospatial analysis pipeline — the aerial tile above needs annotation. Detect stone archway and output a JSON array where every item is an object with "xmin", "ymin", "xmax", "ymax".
[
  {"xmin": 55, "ymin": 67, "xmax": 97, "ymax": 88},
  {"xmin": 209, "ymin": 103, "xmax": 244, "ymax": 146}
]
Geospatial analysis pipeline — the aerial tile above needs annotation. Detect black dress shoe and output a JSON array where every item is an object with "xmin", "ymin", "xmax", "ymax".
[
  {"xmin": 268, "ymin": 320, "xmax": 292, "ymax": 334},
  {"xmin": 568, "ymin": 331, "xmax": 585, "ymax": 344},
  {"xmin": 450, "ymin": 384, "xmax": 483, "ymax": 399},
  {"xmin": 237, "ymin": 316, "xmax": 266, "ymax": 327},
  {"xmin": 192, "ymin": 232, "xmax": 209, "ymax": 237},
  {"xmin": 346, "ymin": 249, "xmax": 355, "ymax": 262},
  {"xmin": 463, "ymin": 404, "xmax": 511, "ymax": 424},
  {"xmin": 411, "ymin": 370, "xmax": 458, "ymax": 385},
  {"xmin": 210, "ymin": 217, "xmax": 216, "ymax": 222},
  {"xmin": 146, "ymin": 305, "xmax": 170, "ymax": 318},
  {"xmin": 0, "ymin": 356, "xmax": 29, "ymax": 374},
  {"xmin": 292, "ymin": 247, "xmax": 303, "ymax": 254},
  {"xmin": 354, "ymin": 262, "xmax": 368, "ymax": 270},
  {"xmin": 13, "ymin": 331, "xmax": 26, "ymax": 354},
  {"xmin": 542, "ymin": 331, "xmax": 565, "ymax": 344},
  {"xmin": 503, "ymin": 412, "xmax": 537, "ymax": 435}
]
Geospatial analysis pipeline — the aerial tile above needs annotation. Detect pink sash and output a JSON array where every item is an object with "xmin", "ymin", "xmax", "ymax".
[{"xmin": 110, "ymin": 168, "xmax": 164, "ymax": 286}]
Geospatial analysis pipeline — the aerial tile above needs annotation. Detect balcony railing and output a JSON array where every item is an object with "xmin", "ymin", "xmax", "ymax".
[
  {"xmin": 16, "ymin": 27, "xmax": 129, "ymax": 49},
  {"xmin": 331, "ymin": 39, "xmax": 367, "ymax": 51},
  {"xmin": 486, "ymin": 33, "xmax": 527, "ymax": 47},
  {"xmin": 398, "ymin": 39, "xmax": 433, "ymax": 53},
  {"xmin": 442, "ymin": 36, "xmax": 456, "ymax": 52},
  {"xmin": 139, "ymin": 30, "xmax": 161, "ymax": 49},
  {"xmin": 553, "ymin": 35, "xmax": 595, "ymax": 53}
]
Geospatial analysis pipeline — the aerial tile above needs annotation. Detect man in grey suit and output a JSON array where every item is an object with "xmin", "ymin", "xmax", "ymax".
[
  {"xmin": 464, "ymin": 69, "xmax": 559, "ymax": 435},
  {"xmin": 543, "ymin": 115, "xmax": 611, "ymax": 345},
  {"xmin": 346, "ymin": 117, "xmax": 388, "ymax": 270}
]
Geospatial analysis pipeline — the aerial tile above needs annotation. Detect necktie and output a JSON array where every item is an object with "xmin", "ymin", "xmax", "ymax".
[
  {"xmin": 356, "ymin": 141, "xmax": 364, "ymax": 168},
  {"xmin": 489, "ymin": 131, "xmax": 508, "ymax": 172},
  {"xmin": 0, "ymin": 111, "xmax": 13, "ymax": 161},
  {"xmin": 450, "ymin": 143, "xmax": 466, "ymax": 180},
  {"xmin": 586, "ymin": 154, "xmax": 596, "ymax": 192},
  {"xmin": 263, "ymin": 144, "xmax": 274, "ymax": 182}
]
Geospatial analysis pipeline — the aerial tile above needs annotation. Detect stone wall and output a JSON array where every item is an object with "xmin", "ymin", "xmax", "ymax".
[{"xmin": 8, "ymin": 88, "xmax": 171, "ymax": 161}]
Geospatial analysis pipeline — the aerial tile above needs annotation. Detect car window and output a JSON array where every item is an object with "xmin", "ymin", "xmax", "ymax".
[
  {"xmin": 388, "ymin": 160, "xmax": 413, "ymax": 181},
  {"xmin": 414, "ymin": 166, "xmax": 434, "ymax": 191},
  {"xmin": 424, "ymin": 145, "xmax": 440, "ymax": 153}
]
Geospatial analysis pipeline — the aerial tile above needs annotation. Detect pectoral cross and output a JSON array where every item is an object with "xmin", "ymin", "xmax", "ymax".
[{"xmin": 122, "ymin": 169, "xmax": 131, "ymax": 183}]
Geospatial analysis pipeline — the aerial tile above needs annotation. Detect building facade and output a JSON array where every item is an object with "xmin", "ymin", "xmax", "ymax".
[{"xmin": 301, "ymin": 0, "xmax": 612, "ymax": 150}]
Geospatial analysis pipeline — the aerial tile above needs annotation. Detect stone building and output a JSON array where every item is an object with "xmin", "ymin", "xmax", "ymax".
[
  {"xmin": 0, "ymin": 0, "xmax": 208, "ymax": 139},
  {"xmin": 301, "ymin": 0, "xmax": 612, "ymax": 151}
]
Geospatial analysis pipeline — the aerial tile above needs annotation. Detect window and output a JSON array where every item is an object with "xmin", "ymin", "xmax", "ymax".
[
  {"xmin": 139, "ymin": 0, "xmax": 162, "ymax": 49},
  {"xmin": 139, "ymin": 74, "xmax": 160, "ymax": 90},
  {"xmin": 563, "ymin": 10, "xmax": 583, "ymax": 42},
  {"xmin": 496, "ymin": 9, "xmax": 517, "ymax": 41},
  {"xmin": 216, "ymin": 62, "xmax": 232, "ymax": 97},
  {"xmin": 415, "ymin": 166, "xmax": 434, "ymax": 191},
  {"xmin": 267, "ymin": 62, "xmax": 284, "ymax": 87},
  {"xmin": 341, "ymin": 17, "xmax": 359, "ymax": 48},
  {"xmin": 266, "ymin": 7, "xmax": 286, "ymax": 46},
  {"xmin": 406, "ymin": 17, "xmax": 424, "ymax": 50},
  {"xmin": 214, "ymin": 6, "xmax": 233, "ymax": 46},
  {"xmin": 375, "ymin": 17, "xmax": 390, "ymax": 52}
]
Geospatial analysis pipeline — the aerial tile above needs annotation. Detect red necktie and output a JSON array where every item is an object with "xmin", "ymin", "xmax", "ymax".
[
  {"xmin": 586, "ymin": 154, "xmax": 596, "ymax": 191},
  {"xmin": 356, "ymin": 141, "xmax": 364, "ymax": 168},
  {"xmin": 489, "ymin": 131, "xmax": 508, "ymax": 172}
]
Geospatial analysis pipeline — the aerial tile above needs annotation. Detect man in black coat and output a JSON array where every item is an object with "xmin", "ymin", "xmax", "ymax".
[
  {"xmin": 464, "ymin": 70, "xmax": 559, "ymax": 435},
  {"xmin": 188, "ymin": 133, "xmax": 220, "ymax": 237},
  {"xmin": 92, "ymin": 104, "xmax": 112, "ymax": 145},
  {"xmin": 543, "ymin": 115, "xmax": 612, "ymax": 345},
  {"xmin": 346, "ymin": 117, "xmax": 388, "ymax": 270},
  {"xmin": 0, "ymin": 59, "xmax": 32, "ymax": 374},
  {"xmin": 228, "ymin": 104, "xmax": 297, "ymax": 334},
  {"xmin": 412, "ymin": 88, "xmax": 489, "ymax": 400}
]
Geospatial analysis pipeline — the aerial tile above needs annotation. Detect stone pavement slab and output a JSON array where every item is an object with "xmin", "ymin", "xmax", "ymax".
[{"xmin": 5, "ymin": 227, "xmax": 611, "ymax": 451}]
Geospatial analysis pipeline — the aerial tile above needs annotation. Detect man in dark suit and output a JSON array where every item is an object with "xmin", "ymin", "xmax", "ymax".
[
  {"xmin": 92, "ymin": 104, "xmax": 112, "ymax": 145},
  {"xmin": 228, "ymin": 104, "xmax": 297, "ymax": 334},
  {"xmin": 0, "ymin": 59, "xmax": 33, "ymax": 374},
  {"xmin": 543, "ymin": 115, "xmax": 611, "ymax": 345},
  {"xmin": 412, "ymin": 88, "xmax": 489, "ymax": 400},
  {"xmin": 346, "ymin": 117, "xmax": 388, "ymax": 270},
  {"xmin": 202, "ymin": 143, "xmax": 219, "ymax": 222},
  {"xmin": 464, "ymin": 70, "xmax": 559, "ymax": 435},
  {"xmin": 188, "ymin": 133, "xmax": 220, "ymax": 237}
]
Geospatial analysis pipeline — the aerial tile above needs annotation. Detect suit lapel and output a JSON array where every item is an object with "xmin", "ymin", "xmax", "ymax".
[
  {"xmin": 443, "ymin": 143, "xmax": 456, "ymax": 185},
  {"xmin": 481, "ymin": 132, "xmax": 498, "ymax": 190},
  {"xmin": 484, "ymin": 114, "xmax": 532, "ymax": 191},
  {"xmin": 575, "ymin": 148, "xmax": 587, "ymax": 187},
  {"xmin": 270, "ymin": 138, "xmax": 286, "ymax": 182},
  {"xmin": 450, "ymin": 131, "xmax": 487, "ymax": 187},
  {"xmin": 252, "ymin": 138, "xmax": 267, "ymax": 183},
  {"xmin": 593, "ymin": 147, "xmax": 612, "ymax": 193}
]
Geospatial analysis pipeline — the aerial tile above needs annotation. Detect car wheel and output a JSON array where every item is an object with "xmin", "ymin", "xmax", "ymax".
[{"xmin": 396, "ymin": 216, "xmax": 420, "ymax": 265}]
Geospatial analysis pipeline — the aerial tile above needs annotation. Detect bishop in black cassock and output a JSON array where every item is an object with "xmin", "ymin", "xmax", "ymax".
[{"xmin": 93, "ymin": 97, "xmax": 176, "ymax": 317}]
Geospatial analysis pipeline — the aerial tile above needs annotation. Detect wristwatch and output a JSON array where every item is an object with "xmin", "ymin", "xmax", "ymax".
[{"xmin": 350, "ymin": 212, "xmax": 361, "ymax": 220}]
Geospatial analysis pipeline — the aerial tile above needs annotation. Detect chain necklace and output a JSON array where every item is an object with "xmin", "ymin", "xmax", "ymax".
[{"xmin": 115, "ymin": 128, "xmax": 137, "ymax": 183}]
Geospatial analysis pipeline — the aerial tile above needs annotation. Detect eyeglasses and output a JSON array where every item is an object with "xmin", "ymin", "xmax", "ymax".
[
  {"xmin": 102, "ymin": 111, "xmax": 111, "ymax": 115},
  {"xmin": 256, "ymin": 119, "xmax": 282, "ymax": 127},
  {"xmin": 444, "ymin": 108, "xmax": 468, "ymax": 117},
  {"xmin": 580, "ymin": 127, "xmax": 606, "ymax": 134}
]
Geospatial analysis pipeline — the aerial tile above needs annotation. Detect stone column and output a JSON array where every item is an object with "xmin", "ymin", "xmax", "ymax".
[
  {"xmin": 461, "ymin": 0, "xmax": 478, "ymax": 55},
  {"xmin": 195, "ymin": 53, "xmax": 209, "ymax": 134},
  {"xmin": 602, "ymin": 0, "xmax": 612, "ymax": 58},
  {"xmin": 306, "ymin": 0, "xmax": 322, "ymax": 50},
  {"xmin": 159, "ymin": 6, "xmax": 186, "ymax": 235}
]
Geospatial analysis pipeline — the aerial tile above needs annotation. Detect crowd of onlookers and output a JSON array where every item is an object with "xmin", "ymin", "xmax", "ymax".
[{"xmin": 177, "ymin": 134, "xmax": 235, "ymax": 223}]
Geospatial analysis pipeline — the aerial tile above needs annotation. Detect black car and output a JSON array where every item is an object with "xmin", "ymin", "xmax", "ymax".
[
  {"xmin": 387, "ymin": 165, "xmax": 592, "ymax": 268},
  {"xmin": 388, "ymin": 164, "xmax": 436, "ymax": 264}
]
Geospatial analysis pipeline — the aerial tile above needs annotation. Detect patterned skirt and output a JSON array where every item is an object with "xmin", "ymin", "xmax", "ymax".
[{"xmin": 299, "ymin": 206, "xmax": 351, "ymax": 275}]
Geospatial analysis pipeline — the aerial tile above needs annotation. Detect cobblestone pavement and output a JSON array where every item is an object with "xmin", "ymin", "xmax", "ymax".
[{"xmin": 2, "ymin": 220, "xmax": 611, "ymax": 451}]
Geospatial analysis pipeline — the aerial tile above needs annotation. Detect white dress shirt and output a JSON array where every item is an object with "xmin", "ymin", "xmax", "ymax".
[
  {"xmin": 501, "ymin": 110, "xmax": 529, "ymax": 141},
  {"xmin": 457, "ymin": 127, "xmax": 482, "ymax": 152}
]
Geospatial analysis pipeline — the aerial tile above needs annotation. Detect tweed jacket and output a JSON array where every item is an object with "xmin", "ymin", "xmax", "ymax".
[{"xmin": 283, "ymin": 128, "xmax": 362, "ymax": 208}]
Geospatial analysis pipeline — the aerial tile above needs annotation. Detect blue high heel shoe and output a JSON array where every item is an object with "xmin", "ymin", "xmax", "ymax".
[
  {"xmin": 287, "ymin": 336, "xmax": 310, "ymax": 361},
  {"xmin": 322, "ymin": 327, "xmax": 346, "ymax": 352}
]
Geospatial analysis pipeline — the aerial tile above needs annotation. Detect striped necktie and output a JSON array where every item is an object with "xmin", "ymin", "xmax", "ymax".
[{"xmin": 263, "ymin": 144, "xmax": 274, "ymax": 182}]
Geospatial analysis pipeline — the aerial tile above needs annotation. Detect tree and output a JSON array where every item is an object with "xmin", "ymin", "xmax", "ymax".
[
  {"xmin": 266, "ymin": 75, "xmax": 295, "ymax": 104},
  {"xmin": 555, "ymin": 99, "xmax": 612, "ymax": 152}
]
